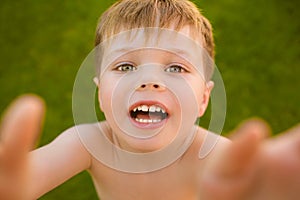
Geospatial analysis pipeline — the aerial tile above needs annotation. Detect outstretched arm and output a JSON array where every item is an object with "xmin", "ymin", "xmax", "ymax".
[
  {"xmin": 200, "ymin": 119, "xmax": 300, "ymax": 199},
  {"xmin": 0, "ymin": 95, "xmax": 91, "ymax": 199},
  {"xmin": 28, "ymin": 126, "xmax": 92, "ymax": 198},
  {"xmin": 0, "ymin": 95, "xmax": 44, "ymax": 200}
]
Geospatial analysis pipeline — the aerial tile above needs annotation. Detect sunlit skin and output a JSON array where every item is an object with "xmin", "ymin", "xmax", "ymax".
[
  {"xmin": 0, "ymin": 25, "xmax": 300, "ymax": 200},
  {"xmin": 96, "ymin": 26, "xmax": 213, "ymax": 153},
  {"xmin": 97, "ymin": 48, "xmax": 212, "ymax": 153}
]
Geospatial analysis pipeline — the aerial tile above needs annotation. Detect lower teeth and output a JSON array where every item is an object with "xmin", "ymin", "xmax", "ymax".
[{"xmin": 135, "ymin": 118, "xmax": 161, "ymax": 123}]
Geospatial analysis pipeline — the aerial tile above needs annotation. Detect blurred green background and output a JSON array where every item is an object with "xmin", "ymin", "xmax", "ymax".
[{"xmin": 0, "ymin": 0, "xmax": 299, "ymax": 199}]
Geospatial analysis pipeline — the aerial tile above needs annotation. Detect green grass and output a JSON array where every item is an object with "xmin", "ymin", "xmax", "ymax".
[{"xmin": 0, "ymin": 0, "xmax": 299, "ymax": 199}]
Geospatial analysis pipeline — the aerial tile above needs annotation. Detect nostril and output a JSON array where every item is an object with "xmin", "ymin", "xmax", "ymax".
[
  {"xmin": 139, "ymin": 83, "xmax": 163, "ymax": 90},
  {"xmin": 153, "ymin": 84, "xmax": 159, "ymax": 89}
]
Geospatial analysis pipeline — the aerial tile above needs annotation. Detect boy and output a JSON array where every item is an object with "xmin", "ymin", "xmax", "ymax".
[{"xmin": 1, "ymin": 0, "xmax": 300, "ymax": 199}]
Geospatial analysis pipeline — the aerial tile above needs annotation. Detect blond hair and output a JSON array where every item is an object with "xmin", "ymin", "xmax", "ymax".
[{"xmin": 95, "ymin": 0, "xmax": 215, "ymax": 59}]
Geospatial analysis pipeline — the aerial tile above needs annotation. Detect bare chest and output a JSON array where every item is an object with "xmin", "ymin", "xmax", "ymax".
[{"xmin": 89, "ymin": 159, "xmax": 199, "ymax": 200}]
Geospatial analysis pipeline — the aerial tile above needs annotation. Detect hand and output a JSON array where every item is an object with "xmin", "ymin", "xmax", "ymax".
[
  {"xmin": 0, "ymin": 95, "xmax": 44, "ymax": 200},
  {"xmin": 200, "ymin": 119, "xmax": 300, "ymax": 200}
]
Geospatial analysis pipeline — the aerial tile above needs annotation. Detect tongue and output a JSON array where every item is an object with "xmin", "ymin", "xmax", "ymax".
[
  {"xmin": 137, "ymin": 113, "xmax": 151, "ymax": 120},
  {"xmin": 137, "ymin": 113, "xmax": 162, "ymax": 120}
]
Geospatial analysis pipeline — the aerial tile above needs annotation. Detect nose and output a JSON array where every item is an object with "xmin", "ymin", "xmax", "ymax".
[{"xmin": 137, "ymin": 83, "xmax": 165, "ymax": 92}]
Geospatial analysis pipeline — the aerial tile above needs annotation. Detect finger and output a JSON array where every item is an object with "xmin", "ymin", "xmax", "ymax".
[
  {"xmin": 0, "ymin": 94, "xmax": 45, "ymax": 163},
  {"xmin": 218, "ymin": 119, "xmax": 270, "ymax": 178},
  {"xmin": 229, "ymin": 118, "xmax": 271, "ymax": 139}
]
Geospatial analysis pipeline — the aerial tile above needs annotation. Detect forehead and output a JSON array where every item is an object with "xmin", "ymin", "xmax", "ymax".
[
  {"xmin": 104, "ymin": 27, "xmax": 202, "ymax": 54},
  {"xmin": 99, "ymin": 27, "xmax": 207, "ymax": 71}
]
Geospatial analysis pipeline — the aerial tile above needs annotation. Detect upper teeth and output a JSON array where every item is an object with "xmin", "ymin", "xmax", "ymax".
[{"xmin": 133, "ymin": 105, "xmax": 166, "ymax": 113}]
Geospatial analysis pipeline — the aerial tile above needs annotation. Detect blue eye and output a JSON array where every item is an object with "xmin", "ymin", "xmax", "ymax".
[
  {"xmin": 165, "ymin": 64, "xmax": 187, "ymax": 73},
  {"xmin": 116, "ymin": 63, "xmax": 137, "ymax": 72}
]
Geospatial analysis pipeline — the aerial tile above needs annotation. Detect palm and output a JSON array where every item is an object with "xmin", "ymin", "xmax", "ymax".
[
  {"xmin": 200, "ymin": 120, "xmax": 300, "ymax": 200},
  {"xmin": 0, "ymin": 95, "xmax": 44, "ymax": 200}
]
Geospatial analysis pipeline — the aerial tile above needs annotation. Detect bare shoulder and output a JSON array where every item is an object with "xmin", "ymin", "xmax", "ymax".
[
  {"xmin": 54, "ymin": 122, "xmax": 108, "ymax": 143},
  {"xmin": 48, "ymin": 123, "xmax": 97, "ymax": 144},
  {"xmin": 182, "ymin": 126, "xmax": 230, "ymax": 163},
  {"xmin": 74, "ymin": 121, "xmax": 111, "ymax": 144},
  {"xmin": 191, "ymin": 126, "xmax": 230, "ymax": 149},
  {"xmin": 33, "ymin": 122, "xmax": 107, "ymax": 163}
]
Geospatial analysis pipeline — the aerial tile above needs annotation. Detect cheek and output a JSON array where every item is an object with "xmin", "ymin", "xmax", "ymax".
[
  {"xmin": 196, "ymin": 88, "xmax": 205, "ymax": 104},
  {"xmin": 192, "ymin": 81, "xmax": 207, "ymax": 117},
  {"xmin": 99, "ymin": 86, "xmax": 110, "ymax": 112},
  {"xmin": 98, "ymin": 76, "xmax": 116, "ymax": 112},
  {"xmin": 189, "ymin": 79, "xmax": 206, "ymax": 106}
]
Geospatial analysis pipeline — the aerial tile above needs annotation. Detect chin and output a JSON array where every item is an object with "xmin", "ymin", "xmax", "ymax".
[{"xmin": 126, "ymin": 138, "xmax": 168, "ymax": 153}]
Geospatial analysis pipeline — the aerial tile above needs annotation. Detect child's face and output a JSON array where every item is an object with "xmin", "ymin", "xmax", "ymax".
[{"xmin": 96, "ymin": 27, "xmax": 213, "ymax": 152}]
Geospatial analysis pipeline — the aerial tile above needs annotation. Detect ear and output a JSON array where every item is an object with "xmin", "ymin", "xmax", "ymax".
[
  {"xmin": 198, "ymin": 81, "xmax": 214, "ymax": 117},
  {"xmin": 93, "ymin": 77, "xmax": 103, "ymax": 111},
  {"xmin": 93, "ymin": 77, "xmax": 99, "ymax": 86}
]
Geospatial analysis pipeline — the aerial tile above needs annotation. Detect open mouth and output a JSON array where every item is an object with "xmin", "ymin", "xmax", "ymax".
[{"xmin": 130, "ymin": 104, "xmax": 169, "ymax": 124}]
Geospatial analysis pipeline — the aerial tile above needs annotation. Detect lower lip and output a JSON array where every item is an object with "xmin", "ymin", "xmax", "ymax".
[{"xmin": 129, "ymin": 117, "xmax": 168, "ymax": 129}]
